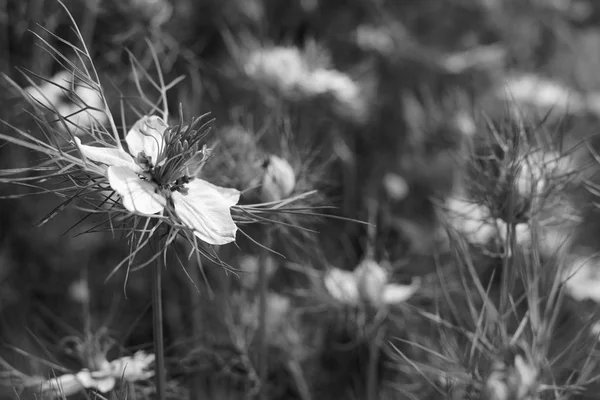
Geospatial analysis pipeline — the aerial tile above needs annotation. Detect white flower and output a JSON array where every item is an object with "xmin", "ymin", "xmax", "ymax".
[
  {"xmin": 58, "ymin": 83, "xmax": 109, "ymax": 137},
  {"xmin": 564, "ymin": 255, "xmax": 600, "ymax": 302},
  {"xmin": 244, "ymin": 47, "xmax": 309, "ymax": 94},
  {"xmin": 354, "ymin": 259, "xmax": 388, "ymax": 306},
  {"xmin": 75, "ymin": 115, "xmax": 240, "ymax": 245},
  {"xmin": 25, "ymin": 71, "xmax": 72, "ymax": 108},
  {"xmin": 260, "ymin": 155, "xmax": 296, "ymax": 202},
  {"xmin": 498, "ymin": 74, "xmax": 585, "ymax": 115},
  {"xmin": 25, "ymin": 72, "xmax": 108, "ymax": 137},
  {"xmin": 40, "ymin": 351, "xmax": 154, "ymax": 396},
  {"xmin": 444, "ymin": 197, "xmax": 497, "ymax": 246},
  {"xmin": 382, "ymin": 172, "xmax": 409, "ymax": 201},
  {"xmin": 324, "ymin": 268, "xmax": 360, "ymax": 306},
  {"xmin": 324, "ymin": 261, "xmax": 420, "ymax": 307}
]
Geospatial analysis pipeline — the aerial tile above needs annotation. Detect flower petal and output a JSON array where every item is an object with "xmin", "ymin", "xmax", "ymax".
[
  {"xmin": 107, "ymin": 166, "xmax": 166, "ymax": 215},
  {"xmin": 381, "ymin": 281, "xmax": 420, "ymax": 305},
  {"xmin": 75, "ymin": 137, "xmax": 139, "ymax": 171},
  {"xmin": 324, "ymin": 268, "xmax": 360, "ymax": 305},
  {"xmin": 125, "ymin": 115, "xmax": 168, "ymax": 163},
  {"xmin": 75, "ymin": 370, "xmax": 116, "ymax": 393},
  {"xmin": 172, "ymin": 179, "xmax": 240, "ymax": 245}
]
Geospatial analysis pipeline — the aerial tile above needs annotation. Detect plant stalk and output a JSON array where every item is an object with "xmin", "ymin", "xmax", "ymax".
[
  {"xmin": 257, "ymin": 231, "xmax": 272, "ymax": 400},
  {"xmin": 153, "ymin": 256, "xmax": 167, "ymax": 400}
]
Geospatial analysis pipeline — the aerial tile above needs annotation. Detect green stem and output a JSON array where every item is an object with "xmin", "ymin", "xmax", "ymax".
[
  {"xmin": 188, "ymin": 256, "xmax": 203, "ymax": 399},
  {"xmin": 257, "ymin": 232, "xmax": 272, "ymax": 400},
  {"xmin": 366, "ymin": 324, "xmax": 386, "ymax": 400},
  {"xmin": 153, "ymin": 256, "xmax": 167, "ymax": 400}
]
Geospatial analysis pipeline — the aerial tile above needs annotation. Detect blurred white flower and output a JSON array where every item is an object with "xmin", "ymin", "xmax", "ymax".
[
  {"xmin": 496, "ymin": 219, "xmax": 531, "ymax": 247},
  {"xmin": 324, "ymin": 261, "xmax": 419, "ymax": 307},
  {"xmin": 451, "ymin": 111, "xmax": 476, "ymax": 138},
  {"xmin": 354, "ymin": 259, "xmax": 388, "ymax": 306},
  {"xmin": 237, "ymin": 254, "xmax": 277, "ymax": 289},
  {"xmin": 498, "ymin": 74, "xmax": 585, "ymax": 115},
  {"xmin": 444, "ymin": 197, "xmax": 497, "ymax": 246},
  {"xmin": 25, "ymin": 72, "xmax": 108, "ymax": 137},
  {"xmin": 260, "ymin": 155, "xmax": 296, "ymax": 202},
  {"xmin": 324, "ymin": 268, "xmax": 360, "ymax": 306},
  {"xmin": 68, "ymin": 279, "xmax": 90, "ymax": 304},
  {"xmin": 443, "ymin": 197, "xmax": 531, "ymax": 250},
  {"xmin": 484, "ymin": 354, "xmax": 538, "ymax": 400},
  {"xmin": 382, "ymin": 172, "xmax": 409, "ymax": 201},
  {"xmin": 244, "ymin": 46, "xmax": 309, "ymax": 95},
  {"xmin": 563, "ymin": 255, "xmax": 600, "ymax": 302},
  {"xmin": 244, "ymin": 46, "xmax": 367, "ymax": 120},
  {"xmin": 25, "ymin": 71, "xmax": 72, "ymax": 108},
  {"xmin": 265, "ymin": 292, "xmax": 292, "ymax": 338},
  {"xmin": 76, "ymin": 115, "xmax": 240, "ymax": 245},
  {"xmin": 514, "ymin": 150, "xmax": 573, "ymax": 199},
  {"xmin": 40, "ymin": 351, "xmax": 154, "ymax": 397},
  {"xmin": 306, "ymin": 68, "xmax": 366, "ymax": 119},
  {"xmin": 58, "ymin": 83, "xmax": 109, "ymax": 137}
]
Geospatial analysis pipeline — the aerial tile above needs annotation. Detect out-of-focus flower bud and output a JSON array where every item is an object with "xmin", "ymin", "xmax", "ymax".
[
  {"xmin": 69, "ymin": 279, "xmax": 90, "ymax": 304},
  {"xmin": 261, "ymin": 155, "xmax": 296, "ymax": 202},
  {"xmin": 353, "ymin": 259, "xmax": 388, "ymax": 306},
  {"xmin": 382, "ymin": 172, "xmax": 409, "ymax": 201}
]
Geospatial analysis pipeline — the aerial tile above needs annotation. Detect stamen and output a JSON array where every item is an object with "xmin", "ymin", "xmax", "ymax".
[{"xmin": 136, "ymin": 151, "xmax": 153, "ymax": 171}]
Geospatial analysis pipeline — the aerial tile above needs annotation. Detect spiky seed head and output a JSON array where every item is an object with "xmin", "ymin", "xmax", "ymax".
[
  {"xmin": 260, "ymin": 155, "xmax": 296, "ymax": 202},
  {"xmin": 354, "ymin": 259, "xmax": 388, "ymax": 306}
]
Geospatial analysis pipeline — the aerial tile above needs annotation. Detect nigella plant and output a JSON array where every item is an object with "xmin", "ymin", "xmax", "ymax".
[{"xmin": 0, "ymin": 3, "xmax": 321, "ymax": 398}]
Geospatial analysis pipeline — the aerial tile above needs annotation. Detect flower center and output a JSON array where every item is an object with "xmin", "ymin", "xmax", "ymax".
[
  {"xmin": 134, "ymin": 151, "xmax": 192, "ymax": 197},
  {"xmin": 133, "ymin": 115, "xmax": 212, "ymax": 198}
]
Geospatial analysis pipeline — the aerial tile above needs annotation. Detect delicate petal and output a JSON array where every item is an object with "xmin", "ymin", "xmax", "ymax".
[
  {"xmin": 75, "ymin": 137, "xmax": 139, "ymax": 171},
  {"xmin": 126, "ymin": 115, "xmax": 168, "ymax": 163},
  {"xmin": 75, "ymin": 370, "xmax": 116, "ymax": 393},
  {"xmin": 353, "ymin": 259, "xmax": 388, "ymax": 305},
  {"xmin": 42, "ymin": 373, "xmax": 86, "ymax": 397},
  {"xmin": 25, "ymin": 70, "xmax": 72, "ymax": 108},
  {"xmin": 324, "ymin": 268, "xmax": 360, "ymax": 305},
  {"xmin": 381, "ymin": 281, "xmax": 420, "ymax": 305},
  {"xmin": 107, "ymin": 166, "xmax": 166, "ymax": 215},
  {"xmin": 261, "ymin": 155, "xmax": 296, "ymax": 202},
  {"xmin": 172, "ymin": 179, "xmax": 240, "ymax": 245},
  {"xmin": 108, "ymin": 351, "xmax": 155, "ymax": 382},
  {"xmin": 564, "ymin": 256, "xmax": 600, "ymax": 302}
]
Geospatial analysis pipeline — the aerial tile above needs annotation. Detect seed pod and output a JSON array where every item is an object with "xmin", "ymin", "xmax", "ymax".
[
  {"xmin": 353, "ymin": 259, "xmax": 388, "ymax": 306},
  {"xmin": 260, "ymin": 155, "xmax": 296, "ymax": 202}
]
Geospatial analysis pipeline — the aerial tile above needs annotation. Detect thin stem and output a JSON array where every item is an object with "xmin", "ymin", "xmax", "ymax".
[
  {"xmin": 153, "ymin": 255, "xmax": 167, "ymax": 400},
  {"xmin": 366, "ymin": 324, "xmax": 386, "ymax": 400},
  {"xmin": 188, "ymin": 256, "xmax": 203, "ymax": 399},
  {"xmin": 257, "ymin": 231, "xmax": 272, "ymax": 400}
]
